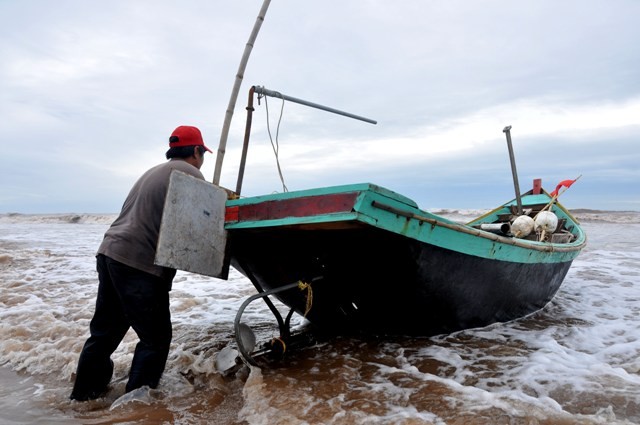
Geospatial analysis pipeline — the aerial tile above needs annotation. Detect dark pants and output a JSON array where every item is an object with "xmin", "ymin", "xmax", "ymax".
[{"xmin": 70, "ymin": 254, "xmax": 173, "ymax": 401}]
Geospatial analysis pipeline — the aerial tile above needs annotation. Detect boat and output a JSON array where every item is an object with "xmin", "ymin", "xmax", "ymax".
[
  {"xmin": 225, "ymin": 180, "xmax": 586, "ymax": 339},
  {"xmin": 155, "ymin": 86, "xmax": 586, "ymax": 366}
]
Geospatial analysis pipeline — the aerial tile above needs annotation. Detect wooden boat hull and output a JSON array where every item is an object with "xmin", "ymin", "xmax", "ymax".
[
  {"xmin": 225, "ymin": 183, "xmax": 585, "ymax": 336},
  {"xmin": 230, "ymin": 226, "xmax": 572, "ymax": 336}
]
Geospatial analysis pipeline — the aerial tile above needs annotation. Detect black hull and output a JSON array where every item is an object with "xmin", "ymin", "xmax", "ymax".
[{"xmin": 230, "ymin": 225, "xmax": 571, "ymax": 337}]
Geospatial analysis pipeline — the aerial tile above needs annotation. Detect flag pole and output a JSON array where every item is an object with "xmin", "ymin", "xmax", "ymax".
[
  {"xmin": 538, "ymin": 175, "xmax": 582, "ymax": 215},
  {"xmin": 213, "ymin": 0, "xmax": 272, "ymax": 185}
]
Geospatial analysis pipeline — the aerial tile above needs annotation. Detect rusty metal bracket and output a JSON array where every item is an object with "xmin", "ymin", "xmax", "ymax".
[{"xmin": 234, "ymin": 276, "xmax": 322, "ymax": 366}]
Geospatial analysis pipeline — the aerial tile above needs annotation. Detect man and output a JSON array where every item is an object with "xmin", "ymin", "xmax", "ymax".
[{"xmin": 70, "ymin": 125, "xmax": 212, "ymax": 401}]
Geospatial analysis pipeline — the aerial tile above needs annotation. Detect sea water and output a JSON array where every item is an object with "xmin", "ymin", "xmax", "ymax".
[{"xmin": 0, "ymin": 210, "xmax": 639, "ymax": 424}]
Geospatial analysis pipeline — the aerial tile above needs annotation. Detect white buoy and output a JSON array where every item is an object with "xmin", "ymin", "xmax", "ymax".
[
  {"xmin": 511, "ymin": 215, "xmax": 535, "ymax": 238},
  {"xmin": 535, "ymin": 211, "xmax": 558, "ymax": 233}
]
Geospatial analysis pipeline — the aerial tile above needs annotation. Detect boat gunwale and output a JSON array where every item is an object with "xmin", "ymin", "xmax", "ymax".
[
  {"xmin": 370, "ymin": 200, "xmax": 586, "ymax": 254},
  {"xmin": 225, "ymin": 182, "xmax": 586, "ymax": 255}
]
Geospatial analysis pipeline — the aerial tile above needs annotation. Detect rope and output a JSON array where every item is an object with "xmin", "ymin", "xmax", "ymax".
[
  {"xmin": 264, "ymin": 93, "xmax": 289, "ymax": 192},
  {"xmin": 298, "ymin": 281, "xmax": 313, "ymax": 317}
]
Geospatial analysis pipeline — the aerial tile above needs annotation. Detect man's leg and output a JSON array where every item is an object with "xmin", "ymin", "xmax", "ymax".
[
  {"xmin": 103, "ymin": 256, "xmax": 172, "ymax": 393},
  {"xmin": 70, "ymin": 255, "xmax": 129, "ymax": 401}
]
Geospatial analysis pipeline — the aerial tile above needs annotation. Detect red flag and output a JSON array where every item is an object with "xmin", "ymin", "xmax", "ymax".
[{"xmin": 550, "ymin": 179, "xmax": 576, "ymax": 197}]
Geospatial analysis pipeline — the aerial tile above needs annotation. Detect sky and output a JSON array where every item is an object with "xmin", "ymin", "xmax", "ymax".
[{"xmin": 1, "ymin": 0, "xmax": 639, "ymax": 213}]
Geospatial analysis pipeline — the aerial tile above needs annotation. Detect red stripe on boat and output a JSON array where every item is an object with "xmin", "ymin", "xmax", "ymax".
[
  {"xmin": 225, "ymin": 192, "xmax": 358, "ymax": 223},
  {"xmin": 225, "ymin": 206, "xmax": 239, "ymax": 222}
]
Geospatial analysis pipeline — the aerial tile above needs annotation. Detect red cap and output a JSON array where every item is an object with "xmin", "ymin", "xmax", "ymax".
[{"xmin": 169, "ymin": 126, "xmax": 212, "ymax": 152}]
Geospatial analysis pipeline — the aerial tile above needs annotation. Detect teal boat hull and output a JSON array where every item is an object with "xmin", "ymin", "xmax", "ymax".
[{"xmin": 225, "ymin": 183, "xmax": 586, "ymax": 336}]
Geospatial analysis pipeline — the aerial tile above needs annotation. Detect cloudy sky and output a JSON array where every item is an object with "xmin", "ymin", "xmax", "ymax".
[{"xmin": 1, "ymin": 0, "xmax": 639, "ymax": 213}]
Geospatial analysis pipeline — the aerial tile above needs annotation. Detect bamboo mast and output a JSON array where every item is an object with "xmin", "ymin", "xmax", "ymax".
[{"xmin": 213, "ymin": 0, "xmax": 272, "ymax": 185}]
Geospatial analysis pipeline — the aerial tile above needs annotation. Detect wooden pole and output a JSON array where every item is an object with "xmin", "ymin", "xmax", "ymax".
[{"xmin": 213, "ymin": 0, "xmax": 271, "ymax": 185}]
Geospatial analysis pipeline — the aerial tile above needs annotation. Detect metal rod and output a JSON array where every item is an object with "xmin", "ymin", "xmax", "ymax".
[
  {"xmin": 235, "ymin": 86, "xmax": 256, "ymax": 196},
  {"xmin": 254, "ymin": 86, "xmax": 377, "ymax": 125},
  {"xmin": 234, "ymin": 279, "xmax": 302, "ymax": 366},
  {"xmin": 233, "ymin": 276, "xmax": 322, "ymax": 366},
  {"xmin": 503, "ymin": 125, "xmax": 523, "ymax": 215},
  {"xmin": 236, "ymin": 257, "xmax": 287, "ymax": 336}
]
